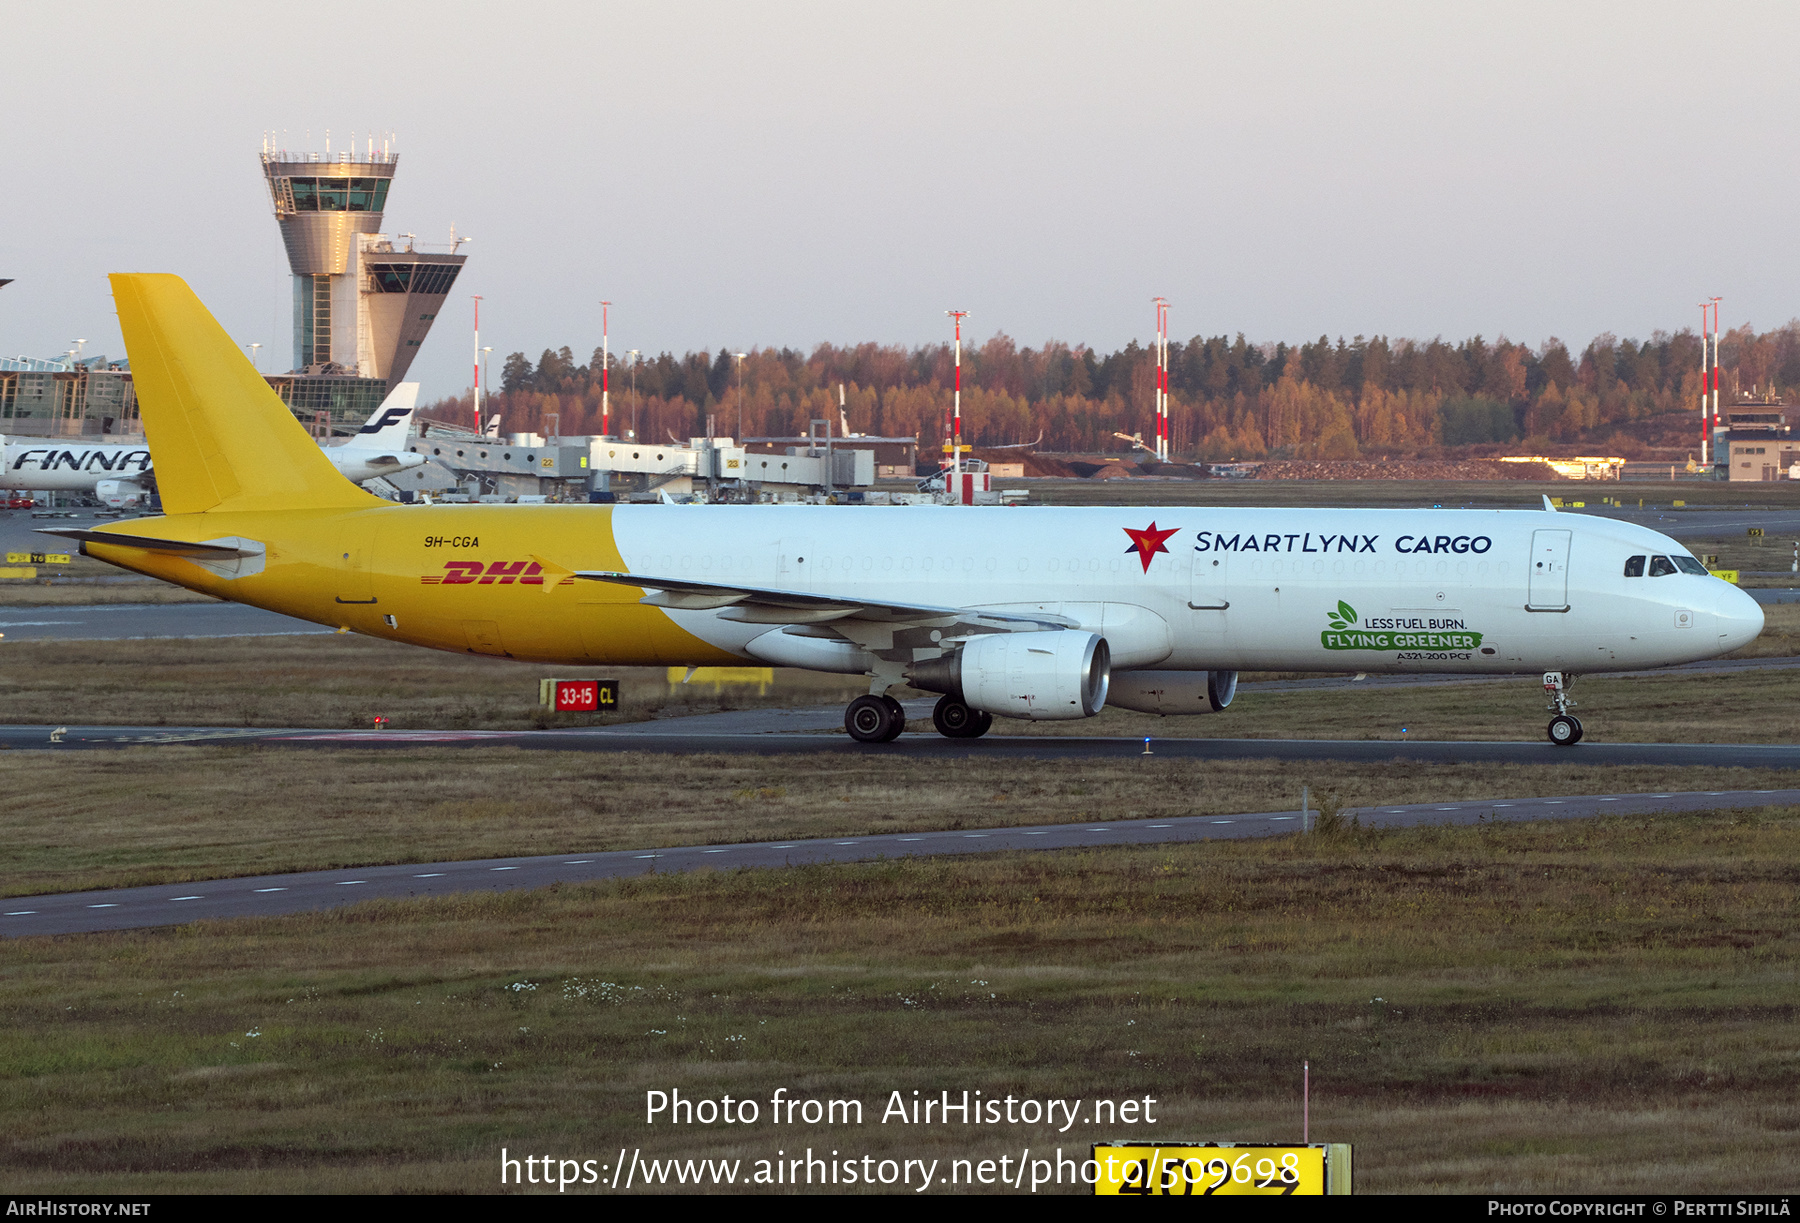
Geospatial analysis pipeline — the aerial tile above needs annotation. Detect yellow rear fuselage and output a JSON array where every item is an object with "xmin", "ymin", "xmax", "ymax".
[{"xmin": 86, "ymin": 504, "xmax": 733, "ymax": 666}]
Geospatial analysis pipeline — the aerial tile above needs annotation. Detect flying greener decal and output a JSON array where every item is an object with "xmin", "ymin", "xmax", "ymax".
[{"xmin": 1122, "ymin": 522, "xmax": 1180, "ymax": 573}]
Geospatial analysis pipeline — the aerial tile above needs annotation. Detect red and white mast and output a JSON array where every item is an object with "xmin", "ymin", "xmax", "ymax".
[
  {"xmin": 600, "ymin": 300, "xmax": 611, "ymax": 439},
  {"xmin": 947, "ymin": 309, "xmax": 968, "ymax": 493},
  {"xmin": 1711, "ymin": 296, "xmax": 1722, "ymax": 451},
  {"xmin": 471, "ymin": 295, "xmax": 483, "ymax": 435},
  {"xmin": 1153, "ymin": 296, "xmax": 1170, "ymax": 462}
]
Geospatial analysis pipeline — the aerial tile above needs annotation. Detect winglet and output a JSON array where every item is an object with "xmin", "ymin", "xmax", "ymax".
[
  {"xmin": 1542, "ymin": 495, "xmax": 1556, "ymax": 512},
  {"xmin": 110, "ymin": 274, "xmax": 382, "ymax": 515}
]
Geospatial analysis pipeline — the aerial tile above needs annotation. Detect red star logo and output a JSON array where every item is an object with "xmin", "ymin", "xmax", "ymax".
[{"xmin": 1122, "ymin": 522, "xmax": 1180, "ymax": 573}]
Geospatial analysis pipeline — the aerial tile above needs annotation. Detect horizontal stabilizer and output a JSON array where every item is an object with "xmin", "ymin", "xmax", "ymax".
[{"xmin": 36, "ymin": 527, "xmax": 255, "ymax": 556}]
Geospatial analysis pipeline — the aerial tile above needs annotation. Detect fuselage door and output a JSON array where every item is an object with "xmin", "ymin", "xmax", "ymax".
[
  {"xmin": 336, "ymin": 522, "xmax": 380, "ymax": 605},
  {"xmin": 1189, "ymin": 543, "xmax": 1230, "ymax": 611},
  {"xmin": 1527, "ymin": 528, "xmax": 1571, "ymax": 611}
]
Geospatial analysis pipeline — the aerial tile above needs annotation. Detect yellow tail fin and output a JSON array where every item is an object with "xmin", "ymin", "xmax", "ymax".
[{"xmin": 111, "ymin": 274, "xmax": 383, "ymax": 515}]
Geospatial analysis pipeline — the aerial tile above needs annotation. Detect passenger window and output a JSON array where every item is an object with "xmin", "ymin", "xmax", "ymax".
[
  {"xmin": 1624, "ymin": 555, "xmax": 1645, "ymax": 577},
  {"xmin": 1648, "ymin": 556, "xmax": 1677, "ymax": 577}
]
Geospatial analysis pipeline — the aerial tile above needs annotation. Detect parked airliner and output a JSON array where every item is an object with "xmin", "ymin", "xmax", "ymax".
[
  {"xmin": 43, "ymin": 276, "xmax": 1764, "ymax": 747},
  {"xmin": 3, "ymin": 383, "xmax": 421, "ymax": 508}
]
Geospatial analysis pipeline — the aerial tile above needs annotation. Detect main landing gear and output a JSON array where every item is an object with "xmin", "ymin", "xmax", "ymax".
[
  {"xmin": 1544, "ymin": 671, "xmax": 1583, "ymax": 746},
  {"xmin": 845, "ymin": 694, "xmax": 907, "ymax": 743},
  {"xmin": 931, "ymin": 695, "xmax": 992, "ymax": 739}
]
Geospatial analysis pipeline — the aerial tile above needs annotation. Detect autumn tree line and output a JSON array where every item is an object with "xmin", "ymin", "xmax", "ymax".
[{"xmin": 421, "ymin": 324, "xmax": 1800, "ymax": 459}]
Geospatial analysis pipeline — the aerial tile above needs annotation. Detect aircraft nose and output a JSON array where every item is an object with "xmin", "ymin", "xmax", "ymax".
[{"xmin": 1715, "ymin": 584, "xmax": 1764, "ymax": 654}]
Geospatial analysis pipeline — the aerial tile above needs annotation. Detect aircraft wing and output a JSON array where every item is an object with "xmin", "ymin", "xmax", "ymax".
[{"xmin": 575, "ymin": 570, "xmax": 1076, "ymax": 630}]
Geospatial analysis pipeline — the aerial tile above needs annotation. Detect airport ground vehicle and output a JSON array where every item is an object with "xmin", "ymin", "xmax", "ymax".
[{"xmin": 46, "ymin": 276, "xmax": 1765, "ymax": 746}]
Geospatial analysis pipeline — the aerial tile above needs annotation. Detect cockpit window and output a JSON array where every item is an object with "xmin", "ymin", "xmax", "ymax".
[
  {"xmin": 1673, "ymin": 555, "xmax": 1709, "ymax": 576},
  {"xmin": 1648, "ymin": 556, "xmax": 1678, "ymax": 577},
  {"xmin": 1624, "ymin": 555, "xmax": 1645, "ymax": 577}
]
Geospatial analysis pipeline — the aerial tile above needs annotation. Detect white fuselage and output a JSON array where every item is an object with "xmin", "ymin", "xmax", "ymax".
[
  {"xmin": 609, "ymin": 505, "xmax": 1762, "ymax": 674},
  {"xmin": 2, "ymin": 440, "xmax": 153, "ymax": 492},
  {"xmin": 321, "ymin": 444, "xmax": 426, "ymax": 485}
]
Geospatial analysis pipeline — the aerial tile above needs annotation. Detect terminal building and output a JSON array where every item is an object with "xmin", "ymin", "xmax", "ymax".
[
  {"xmin": 1711, "ymin": 400, "xmax": 1796, "ymax": 481},
  {"xmin": 0, "ymin": 353, "xmax": 138, "ymax": 437},
  {"xmin": 259, "ymin": 140, "xmax": 465, "ymax": 430}
]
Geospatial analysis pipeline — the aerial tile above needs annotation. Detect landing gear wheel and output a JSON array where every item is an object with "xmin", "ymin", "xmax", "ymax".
[
  {"xmin": 932, "ymin": 696, "xmax": 992, "ymax": 739},
  {"xmin": 846, "ymin": 695, "xmax": 903, "ymax": 743},
  {"xmin": 1569, "ymin": 716, "xmax": 1583, "ymax": 744},
  {"xmin": 1548, "ymin": 714, "xmax": 1581, "ymax": 747}
]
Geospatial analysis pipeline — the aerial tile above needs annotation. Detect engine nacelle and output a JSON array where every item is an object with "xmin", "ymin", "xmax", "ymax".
[
  {"xmin": 907, "ymin": 630, "xmax": 1110, "ymax": 720},
  {"xmin": 95, "ymin": 478, "xmax": 149, "ymax": 509},
  {"xmin": 1105, "ymin": 669, "xmax": 1237, "ymax": 715}
]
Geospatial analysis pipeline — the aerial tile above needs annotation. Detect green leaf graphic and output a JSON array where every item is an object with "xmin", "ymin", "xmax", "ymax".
[{"xmin": 1337, "ymin": 600, "xmax": 1358, "ymax": 623}]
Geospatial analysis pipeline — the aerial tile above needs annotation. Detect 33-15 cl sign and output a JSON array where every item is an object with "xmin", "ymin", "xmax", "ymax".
[{"xmin": 538, "ymin": 679, "xmax": 618, "ymax": 711}]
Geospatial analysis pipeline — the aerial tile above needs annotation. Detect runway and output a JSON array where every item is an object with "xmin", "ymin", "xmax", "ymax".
[
  {"xmin": 7, "ymin": 719, "xmax": 1800, "ymax": 767},
  {"xmin": 0, "ymin": 601, "xmax": 331, "ymax": 640},
  {"xmin": 7, "ymin": 786, "xmax": 1795, "ymax": 938}
]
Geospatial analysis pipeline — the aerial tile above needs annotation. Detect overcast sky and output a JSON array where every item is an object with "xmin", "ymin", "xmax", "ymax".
[{"xmin": 4, "ymin": 1, "xmax": 1797, "ymax": 397}]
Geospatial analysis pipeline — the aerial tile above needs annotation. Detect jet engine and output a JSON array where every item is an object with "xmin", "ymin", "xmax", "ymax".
[
  {"xmin": 906, "ymin": 630, "xmax": 1110, "ymax": 720},
  {"xmin": 1104, "ymin": 669, "xmax": 1237, "ymax": 715},
  {"xmin": 95, "ymin": 478, "xmax": 150, "ymax": 509}
]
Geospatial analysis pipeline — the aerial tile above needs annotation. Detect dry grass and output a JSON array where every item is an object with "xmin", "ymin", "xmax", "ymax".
[
  {"xmin": 8, "ymin": 618, "xmax": 1800, "ymax": 746},
  {"xmin": 7, "ymin": 747, "xmax": 1800, "ymax": 899},
  {"xmin": 0, "ymin": 635, "xmax": 865, "ymax": 731},
  {"xmin": 3, "ymin": 810, "xmax": 1798, "ymax": 1193},
  {"xmin": 0, "ymin": 553, "xmax": 218, "ymax": 606},
  {"xmin": 0, "ymin": 583, "xmax": 219, "ymax": 606}
]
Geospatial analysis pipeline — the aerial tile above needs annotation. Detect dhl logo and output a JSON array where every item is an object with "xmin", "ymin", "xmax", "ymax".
[{"xmin": 420, "ymin": 561, "xmax": 576, "ymax": 586}]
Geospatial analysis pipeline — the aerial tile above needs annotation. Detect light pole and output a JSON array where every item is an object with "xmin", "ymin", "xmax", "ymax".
[
  {"xmin": 735, "ymin": 352, "xmax": 747, "ymax": 441},
  {"xmin": 626, "ymin": 350, "xmax": 640, "ymax": 439},
  {"xmin": 246, "ymin": 342, "xmax": 262, "ymax": 372}
]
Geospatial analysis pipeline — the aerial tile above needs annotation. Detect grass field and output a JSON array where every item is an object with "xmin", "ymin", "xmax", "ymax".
[
  {"xmin": 3, "ymin": 810, "xmax": 1797, "ymax": 1193},
  {"xmin": 10, "ymin": 747, "xmax": 1800, "ymax": 899}
]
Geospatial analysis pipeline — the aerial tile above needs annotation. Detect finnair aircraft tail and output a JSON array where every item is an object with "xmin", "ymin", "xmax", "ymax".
[{"xmin": 325, "ymin": 383, "xmax": 426, "ymax": 485}]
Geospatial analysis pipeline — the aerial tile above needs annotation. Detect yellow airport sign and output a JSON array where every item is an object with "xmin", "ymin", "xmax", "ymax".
[
  {"xmin": 1709, "ymin": 569, "xmax": 1740, "ymax": 584},
  {"xmin": 6, "ymin": 552, "xmax": 68, "ymax": 564},
  {"xmin": 1093, "ymin": 1143, "xmax": 1350, "ymax": 1195},
  {"xmin": 0, "ymin": 567, "xmax": 38, "ymax": 580}
]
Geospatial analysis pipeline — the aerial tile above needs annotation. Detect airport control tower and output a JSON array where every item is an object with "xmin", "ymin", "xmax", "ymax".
[{"xmin": 260, "ymin": 140, "xmax": 465, "ymax": 425}]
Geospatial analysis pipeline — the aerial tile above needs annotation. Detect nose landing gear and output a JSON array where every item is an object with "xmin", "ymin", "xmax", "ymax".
[{"xmin": 1544, "ymin": 672, "xmax": 1583, "ymax": 746}]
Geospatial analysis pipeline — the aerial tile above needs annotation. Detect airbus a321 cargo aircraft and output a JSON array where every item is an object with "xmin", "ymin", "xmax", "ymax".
[{"xmin": 45, "ymin": 276, "xmax": 1764, "ymax": 747}]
